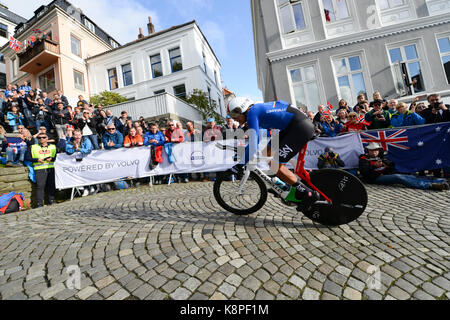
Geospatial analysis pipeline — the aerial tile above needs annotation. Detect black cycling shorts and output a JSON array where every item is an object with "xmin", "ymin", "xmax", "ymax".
[{"xmin": 269, "ymin": 106, "xmax": 315, "ymax": 164}]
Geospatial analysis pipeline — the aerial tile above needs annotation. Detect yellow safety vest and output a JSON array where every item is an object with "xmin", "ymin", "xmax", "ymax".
[{"xmin": 31, "ymin": 144, "xmax": 57, "ymax": 170}]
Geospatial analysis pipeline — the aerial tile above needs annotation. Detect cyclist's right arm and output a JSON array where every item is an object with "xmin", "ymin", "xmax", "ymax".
[{"xmin": 242, "ymin": 108, "xmax": 260, "ymax": 165}]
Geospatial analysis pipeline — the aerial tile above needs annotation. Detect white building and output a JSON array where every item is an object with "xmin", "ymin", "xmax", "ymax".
[
  {"xmin": 0, "ymin": 2, "xmax": 27, "ymax": 89},
  {"xmin": 87, "ymin": 19, "xmax": 225, "ymax": 120}
]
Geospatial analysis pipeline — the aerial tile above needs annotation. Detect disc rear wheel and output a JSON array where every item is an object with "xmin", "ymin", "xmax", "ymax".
[{"xmin": 302, "ymin": 169, "xmax": 368, "ymax": 226}]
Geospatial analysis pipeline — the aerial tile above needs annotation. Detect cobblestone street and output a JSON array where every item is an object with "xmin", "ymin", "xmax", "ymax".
[{"xmin": 0, "ymin": 182, "xmax": 449, "ymax": 300}]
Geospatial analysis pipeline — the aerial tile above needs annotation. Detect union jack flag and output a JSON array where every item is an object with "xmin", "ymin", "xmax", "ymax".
[
  {"xmin": 361, "ymin": 129, "xmax": 410, "ymax": 151},
  {"xmin": 9, "ymin": 36, "xmax": 22, "ymax": 52}
]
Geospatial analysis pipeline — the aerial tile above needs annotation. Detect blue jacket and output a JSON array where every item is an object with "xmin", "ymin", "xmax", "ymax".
[
  {"xmin": 102, "ymin": 131, "xmax": 124, "ymax": 149},
  {"xmin": 7, "ymin": 112, "xmax": 24, "ymax": 126},
  {"xmin": 390, "ymin": 111, "xmax": 426, "ymax": 128},
  {"xmin": 65, "ymin": 137, "xmax": 93, "ymax": 155},
  {"xmin": 321, "ymin": 121, "xmax": 342, "ymax": 137},
  {"xmin": 144, "ymin": 131, "xmax": 165, "ymax": 146}
]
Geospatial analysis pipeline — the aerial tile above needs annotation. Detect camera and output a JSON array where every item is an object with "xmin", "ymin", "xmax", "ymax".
[
  {"xmin": 328, "ymin": 151, "xmax": 336, "ymax": 158},
  {"xmin": 376, "ymin": 113, "xmax": 384, "ymax": 119},
  {"xmin": 433, "ymin": 102, "xmax": 443, "ymax": 109}
]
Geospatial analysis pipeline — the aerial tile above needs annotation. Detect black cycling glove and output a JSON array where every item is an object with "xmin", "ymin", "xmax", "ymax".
[{"xmin": 231, "ymin": 164, "xmax": 244, "ymax": 175}]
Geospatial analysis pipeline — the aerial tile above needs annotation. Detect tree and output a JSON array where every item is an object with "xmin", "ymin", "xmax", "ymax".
[
  {"xmin": 90, "ymin": 91, "xmax": 128, "ymax": 106},
  {"xmin": 186, "ymin": 89, "xmax": 224, "ymax": 125}
]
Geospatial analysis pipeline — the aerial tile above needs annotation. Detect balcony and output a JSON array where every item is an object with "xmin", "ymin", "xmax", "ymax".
[
  {"xmin": 18, "ymin": 39, "xmax": 60, "ymax": 74},
  {"xmin": 108, "ymin": 92, "xmax": 203, "ymax": 123}
]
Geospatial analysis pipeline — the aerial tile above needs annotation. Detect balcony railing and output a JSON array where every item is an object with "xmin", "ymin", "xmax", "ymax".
[
  {"xmin": 107, "ymin": 93, "xmax": 203, "ymax": 123},
  {"xmin": 18, "ymin": 39, "xmax": 60, "ymax": 71}
]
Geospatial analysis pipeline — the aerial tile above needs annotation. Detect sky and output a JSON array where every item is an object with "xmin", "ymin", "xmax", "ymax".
[{"xmin": 5, "ymin": 0, "xmax": 263, "ymax": 102}]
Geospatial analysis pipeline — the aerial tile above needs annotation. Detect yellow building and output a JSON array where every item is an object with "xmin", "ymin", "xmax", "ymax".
[{"xmin": 0, "ymin": 0, "xmax": 119, "ymax": 105}]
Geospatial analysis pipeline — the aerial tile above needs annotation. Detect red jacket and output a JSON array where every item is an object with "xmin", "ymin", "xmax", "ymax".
[{"xmin": 165, "ymin": 128, "xmax": 184, "ymax": 143}]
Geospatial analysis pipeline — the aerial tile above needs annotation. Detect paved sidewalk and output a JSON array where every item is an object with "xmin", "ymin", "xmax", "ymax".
[{"xmin": 0, "ymin": 182, "xmax": 449, "ymax": 300}]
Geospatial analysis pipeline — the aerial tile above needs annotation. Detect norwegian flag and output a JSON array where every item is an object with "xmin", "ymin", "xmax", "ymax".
[
  {"xmin": 324, "ymin": 9, "xmax": 331, "ymax": 22},
  {"xmin": 33, "ymin": 28, "xmax": 41, "ymax": 34},
  {"xmin": 322, "ymin": 102, "xmax": 334, "ymax": 116},
  {"xmin": 9, "ymin": 36, "xmax": 22, "ymax": 52},
  {"xmin": 361, "ymin": 129, "xmax": 411, "ymax": 151},
  {"xmin": 358, "ymin": 114, "xmax": 371, "ymax": 127}
]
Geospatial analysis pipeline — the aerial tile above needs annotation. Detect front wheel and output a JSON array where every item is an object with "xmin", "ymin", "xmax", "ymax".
[
  {"xmin": 213, "ymin": 170, "xmax": 268, "ymax": 215},
  {"xmin": 302, "ymin": 169, "xmax": 368, "ymax": 226}
]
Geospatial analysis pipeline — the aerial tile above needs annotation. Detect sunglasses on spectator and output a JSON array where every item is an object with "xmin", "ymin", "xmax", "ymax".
[
  {"xmin": 348, "ymin": 115, "xmax": 357, "ymax": 118},
  {"xmin": 169, "ymin": 124, "xmax": 175, "ymax": 127},
  {"xmin": 107, "ymin": 128, "xmax": 115, "ymax": 131},
  {"xmin": 38, "ymin": 136, "xmax": 48, "ymax": 140}
]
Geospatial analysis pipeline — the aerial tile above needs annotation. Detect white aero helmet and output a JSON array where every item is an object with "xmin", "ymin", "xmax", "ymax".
[{"xmin": 227, "ymin": 97, "xmax": 255, "ymax": 118}]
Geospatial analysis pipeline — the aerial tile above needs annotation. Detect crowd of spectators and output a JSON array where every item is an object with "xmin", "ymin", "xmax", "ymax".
[{"xmin": 1, "ymin": 82, "xmax": 449, "ymax": 205}]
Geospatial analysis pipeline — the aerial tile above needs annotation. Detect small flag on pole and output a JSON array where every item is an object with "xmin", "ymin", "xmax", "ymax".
[
  {"xmin": 9, "ymin": 36, "xmax": 22, "ymax": 52},
  {"xmin": 33, "ymin": 28, "xmax": 41, "ymax": 34}
]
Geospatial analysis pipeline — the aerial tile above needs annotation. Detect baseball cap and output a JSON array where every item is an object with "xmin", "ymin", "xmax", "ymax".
[{"xmin": 207, "ymin": 118, "xmax": 215, "ymax": 123}]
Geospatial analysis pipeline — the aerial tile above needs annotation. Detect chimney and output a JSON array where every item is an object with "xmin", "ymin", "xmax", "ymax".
[
  {"xmin": 147, "ymin": 16, "xmax": 155, "ymax": 35},
  {"xmin": 138, "ymin": 27, "xmax": 144, "ymax": 39}
]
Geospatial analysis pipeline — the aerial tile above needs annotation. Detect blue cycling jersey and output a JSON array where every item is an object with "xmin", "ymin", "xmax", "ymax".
[{"xmin": 244, "ymin": 100, "xmax": 294, "ymax": 164}]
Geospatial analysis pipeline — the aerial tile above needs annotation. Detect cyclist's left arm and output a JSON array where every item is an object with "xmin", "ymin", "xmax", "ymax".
[{"xmin": 242, "ymin": 109, "xmax": 260, "ymax": 165}]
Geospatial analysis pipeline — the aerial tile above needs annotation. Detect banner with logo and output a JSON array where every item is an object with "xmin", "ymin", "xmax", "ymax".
[{"xmin": 55, "ymin": 133, "xmax": 364, "ymax": 190}]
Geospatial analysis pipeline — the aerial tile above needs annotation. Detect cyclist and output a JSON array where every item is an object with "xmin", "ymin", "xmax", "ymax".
[{"xmin": 227, "ymin": 97, "xmax": 320, "ymax": 209}]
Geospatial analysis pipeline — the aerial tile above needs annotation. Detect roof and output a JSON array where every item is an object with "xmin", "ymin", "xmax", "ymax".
[
  {"xmin": 0, "ymin": 6, "xmax": 27, "ymax": 25},
  {"xmin": 87, "ymin": 20, "xmax": 221, "ymax": 67},
  {"xmin": 13, "ymin": 0, "xmax": 120, "ymax": 47}
]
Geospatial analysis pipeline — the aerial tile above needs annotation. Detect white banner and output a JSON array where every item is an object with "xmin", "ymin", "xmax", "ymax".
[{"xmin": 55, "ymin": 134, "xmax": 364, "ymax": 190}]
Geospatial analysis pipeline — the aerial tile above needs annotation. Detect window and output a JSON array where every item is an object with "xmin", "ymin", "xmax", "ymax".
[
  {"xmin": 289, "ymin": 64, "xmax": 322, "ymax": 112},
  {"xmin": 108, "ymin": 68, "xmax": 118, "ymax": 90},
  {"xmin": 73, "ymin": 70, "xmax": 85, "ymax": 91},
  {"xmin": 214, "ymin": 70, "xmax": 218, "ymax": 86},
  {"xmin": 207, "ymin": 86, "xmax": 212, "ymax": 107},
  {"xmin": 84, "ymin": 19, "xmax": 95, "ymax": 33},
  {"xmin": 110, "ymin": 40, "xmax": 119, "ymax": 48},
  {"xmin": 322, "ymin": 0, "xmax": 350, "ymax": 22},
  {"xmin": 0, "ymin": 54, "xmax": 4, "ymax": 63},
  {"xmin": 438, "ymin": 37, "xmax": 450, "ymax": 84},
  {"xmin": 150, "ymin": 54, "xmax": 163, "ymax": 78},
  {"xmin": 333, "ymin": 55, "xmax": 368, "ymax": 106},
  {"xmin": 0, "ymin": 73, "xmax": 6, "ymax": 89},
  {"xmin": 203, "ymin": 51, "xmax": 207, "ymax": 73},
  {"xmin": 169, "ymin": 47, "xmax": 183, "ymax": 73},
  {"xmin": 278, "ymin": 0, "xmax": 307, "ymax": 34},
  {"xmin": 71, "ymin": 35, "xmax": 81, "ymax": 57},
  {"xmin": 173, "ymin": 84, "xmax": 186, "ymax": 100},
  {"xmin": 0, "ymin": 23, "xmax": 7, "ymax": 38},
  {"xmin": 39, "ymin": 69, "xmax": 56, "ymax": 92},
  {"xmin": 11, "ymin": 58, "xmax": 18, "ymax": 78},
  {"xmin": 218, "ymin": 95, "xmax": 222, "ymax": 112},
  {"xmin": 122, "ymin": 63, "xmax": 133, "ymax": 86},
  {"xmin": 377, "ymin": 0, "xmax": 405, "ymax": 10},
  {"xmin": 154, "ymin": 89, "xmax": 165, "ymax": 95},
  {"xmin": 389, "ymin": 44, "xmax": 425, "ymax": 95}
]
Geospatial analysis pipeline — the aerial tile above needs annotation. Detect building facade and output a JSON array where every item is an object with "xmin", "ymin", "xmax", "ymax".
[
  {"xmin": 251, "ymin": 0, "xmax": 450, "ymax": 112},
  {"xmin": 87, "ymin": 20, "xmax": 225, "ymax": 117},
  {"xmin": 0, "ymin": 0, "xmax": 119, "ymax": 105},
  {"xmin": 0, "ymin": 3, "xmax": 27, "ymax": 89}
]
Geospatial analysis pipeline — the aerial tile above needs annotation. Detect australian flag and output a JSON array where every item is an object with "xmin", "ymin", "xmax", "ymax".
[{"xmin": 360, "ymin": 123, "xmax": 450, "ymax": 173}]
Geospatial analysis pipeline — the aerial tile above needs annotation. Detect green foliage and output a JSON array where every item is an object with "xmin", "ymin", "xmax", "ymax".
[
  {"xmin": 90, "ymin": 91, "xmax": 128, "ymax": 107},
  {"xmin": 186, "ymin": 89, "xmax": 224, "ymax": 125}
]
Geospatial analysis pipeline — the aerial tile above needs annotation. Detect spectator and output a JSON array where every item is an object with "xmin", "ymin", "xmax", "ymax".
[
  {"xmin": 52, "ymin": 102, "xmax": 70, "ymax": 139},
  {"xmin": 353, "ymin": 93, "xmax": 367, "ymax": 111},
  {"xmin": 365, "ymin": 99, "xmax": 391, "ymax": 129},
  {"xmin": 5, "ymin": 132, "xmax": 28, "ymax": 167},
  {"xmin": 165, "ymin": 121, "xmax": 185, "ymax": 143},
  {"xmin": 78, "ymin": 110, "xmax": 100, "ymax": 150},
  {"xmin": 65, "ymin": 129, "xmax": 93, "ymax": 157},
  {"xmin": 321, "ymin": 115, "xmax": 342, "ymax": 137},
  {"xmin": 144, "ymin": 123, "xmax": 165, "ymax": 146},
  {"xmin": 359, "ymin": 142, "xmax": 449, "ymax": 191},
  {"xmin": 136, "ymin": 126, "xmax": 145, "ymax": 138},
  {"xmin": 313, "ymin": 105, "xmax": 326, "ymax": 123},
  {"xmin": 72, "ymin": 107, "xmax": 83, "ymax": 128},
  {"xmin": 95, "ymin": 109, "xmax": 108, "ymax": 140},
  {"xmin": 203, "ymin": 118, "xmax": 223, "ymax": 142},
  {"xmin": 390, "ymin": 102, "xmax": 425, "ymax": 128},
  {"xmin": 386, "ymin": 99, "xmax": 398, "ymax": 114},
  {"xmin": 336, "ymin": 109, "xmax": 348, "ymax": 125},
  {"xmin": 33, "ymin": 98, "xmax": 51, "ymax": 131},
  {"xmin": 25, "ymin": 133, "xmax": 57, "ymax": 207},
  {"xmin": 57, "ymin": 90, "xmax": 69, "ymax": 107},
  {"xmin": 19, "ymin": 81, "xmax": 31, "ymax": 94},
  {"xmin": 420, "ymin": 93, "xmax": 450, "ymax": 124},
  {"xmin": 369, "ymin": 91, "xmax": 387, "ymax": 109},
  {"xmin": 222, "ymin": 116, "xmax": 237, "ymax": 140},
  {"xmin": 342, "ymin": 112, "xmax": 367, "ymax": 132},
  {"xmin": 76, "ymin": 95, "xmax": 88, "ymax": 108},
  {"xmin": 123, "ymin": 119, "xmax": 134, "ymax": 137},
  {"xmin": 41, "ymin": 92, "xmax": 52, "ymax": 108},
  {"xmin": 24, "ymin": 89, "xmax": 38, "ymax": 129},
  {"xmin": 33, "ymin": 126, "xmax": 55, "ymax": 144},
  {"xmin": 102, "ymin": 124, "xmax": 123, "ymax": 150},
  {"xmin": 7, "ymin": 106, "xmax": 24, "ymax": 132},
  {"xmin": 185, "ymin": 122, "xmax": 201, "ymax": 142},
  {"xmin": 355, "ymin": 100, "xmax": 370, "ymax": 119},
  {"xmin": 317, "ymin": 147, "xmax": 345, "ymax": 169},
  {"xmin": 118, "ymin": 111, "xmax": 131, "ymax": 134},
  {"xmin": 175, "ymin": 122, "xmax": 189, "ymax": 183},
  {"xmin": 123, "ymin": 127, "xmax": 144, "ymax": 148},
  {"xmin": 336, "ymin": 99, "xmax": 351, "ymax": 114},
  {"xmin": 138, "ymin": 116, "xmax": 149, "ymax": 133}
]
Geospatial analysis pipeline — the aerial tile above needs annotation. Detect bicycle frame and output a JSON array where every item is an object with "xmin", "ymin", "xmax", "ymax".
[{"xmin": 219, "ymin": 142, "xmax": 332, "ymax": 204}]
